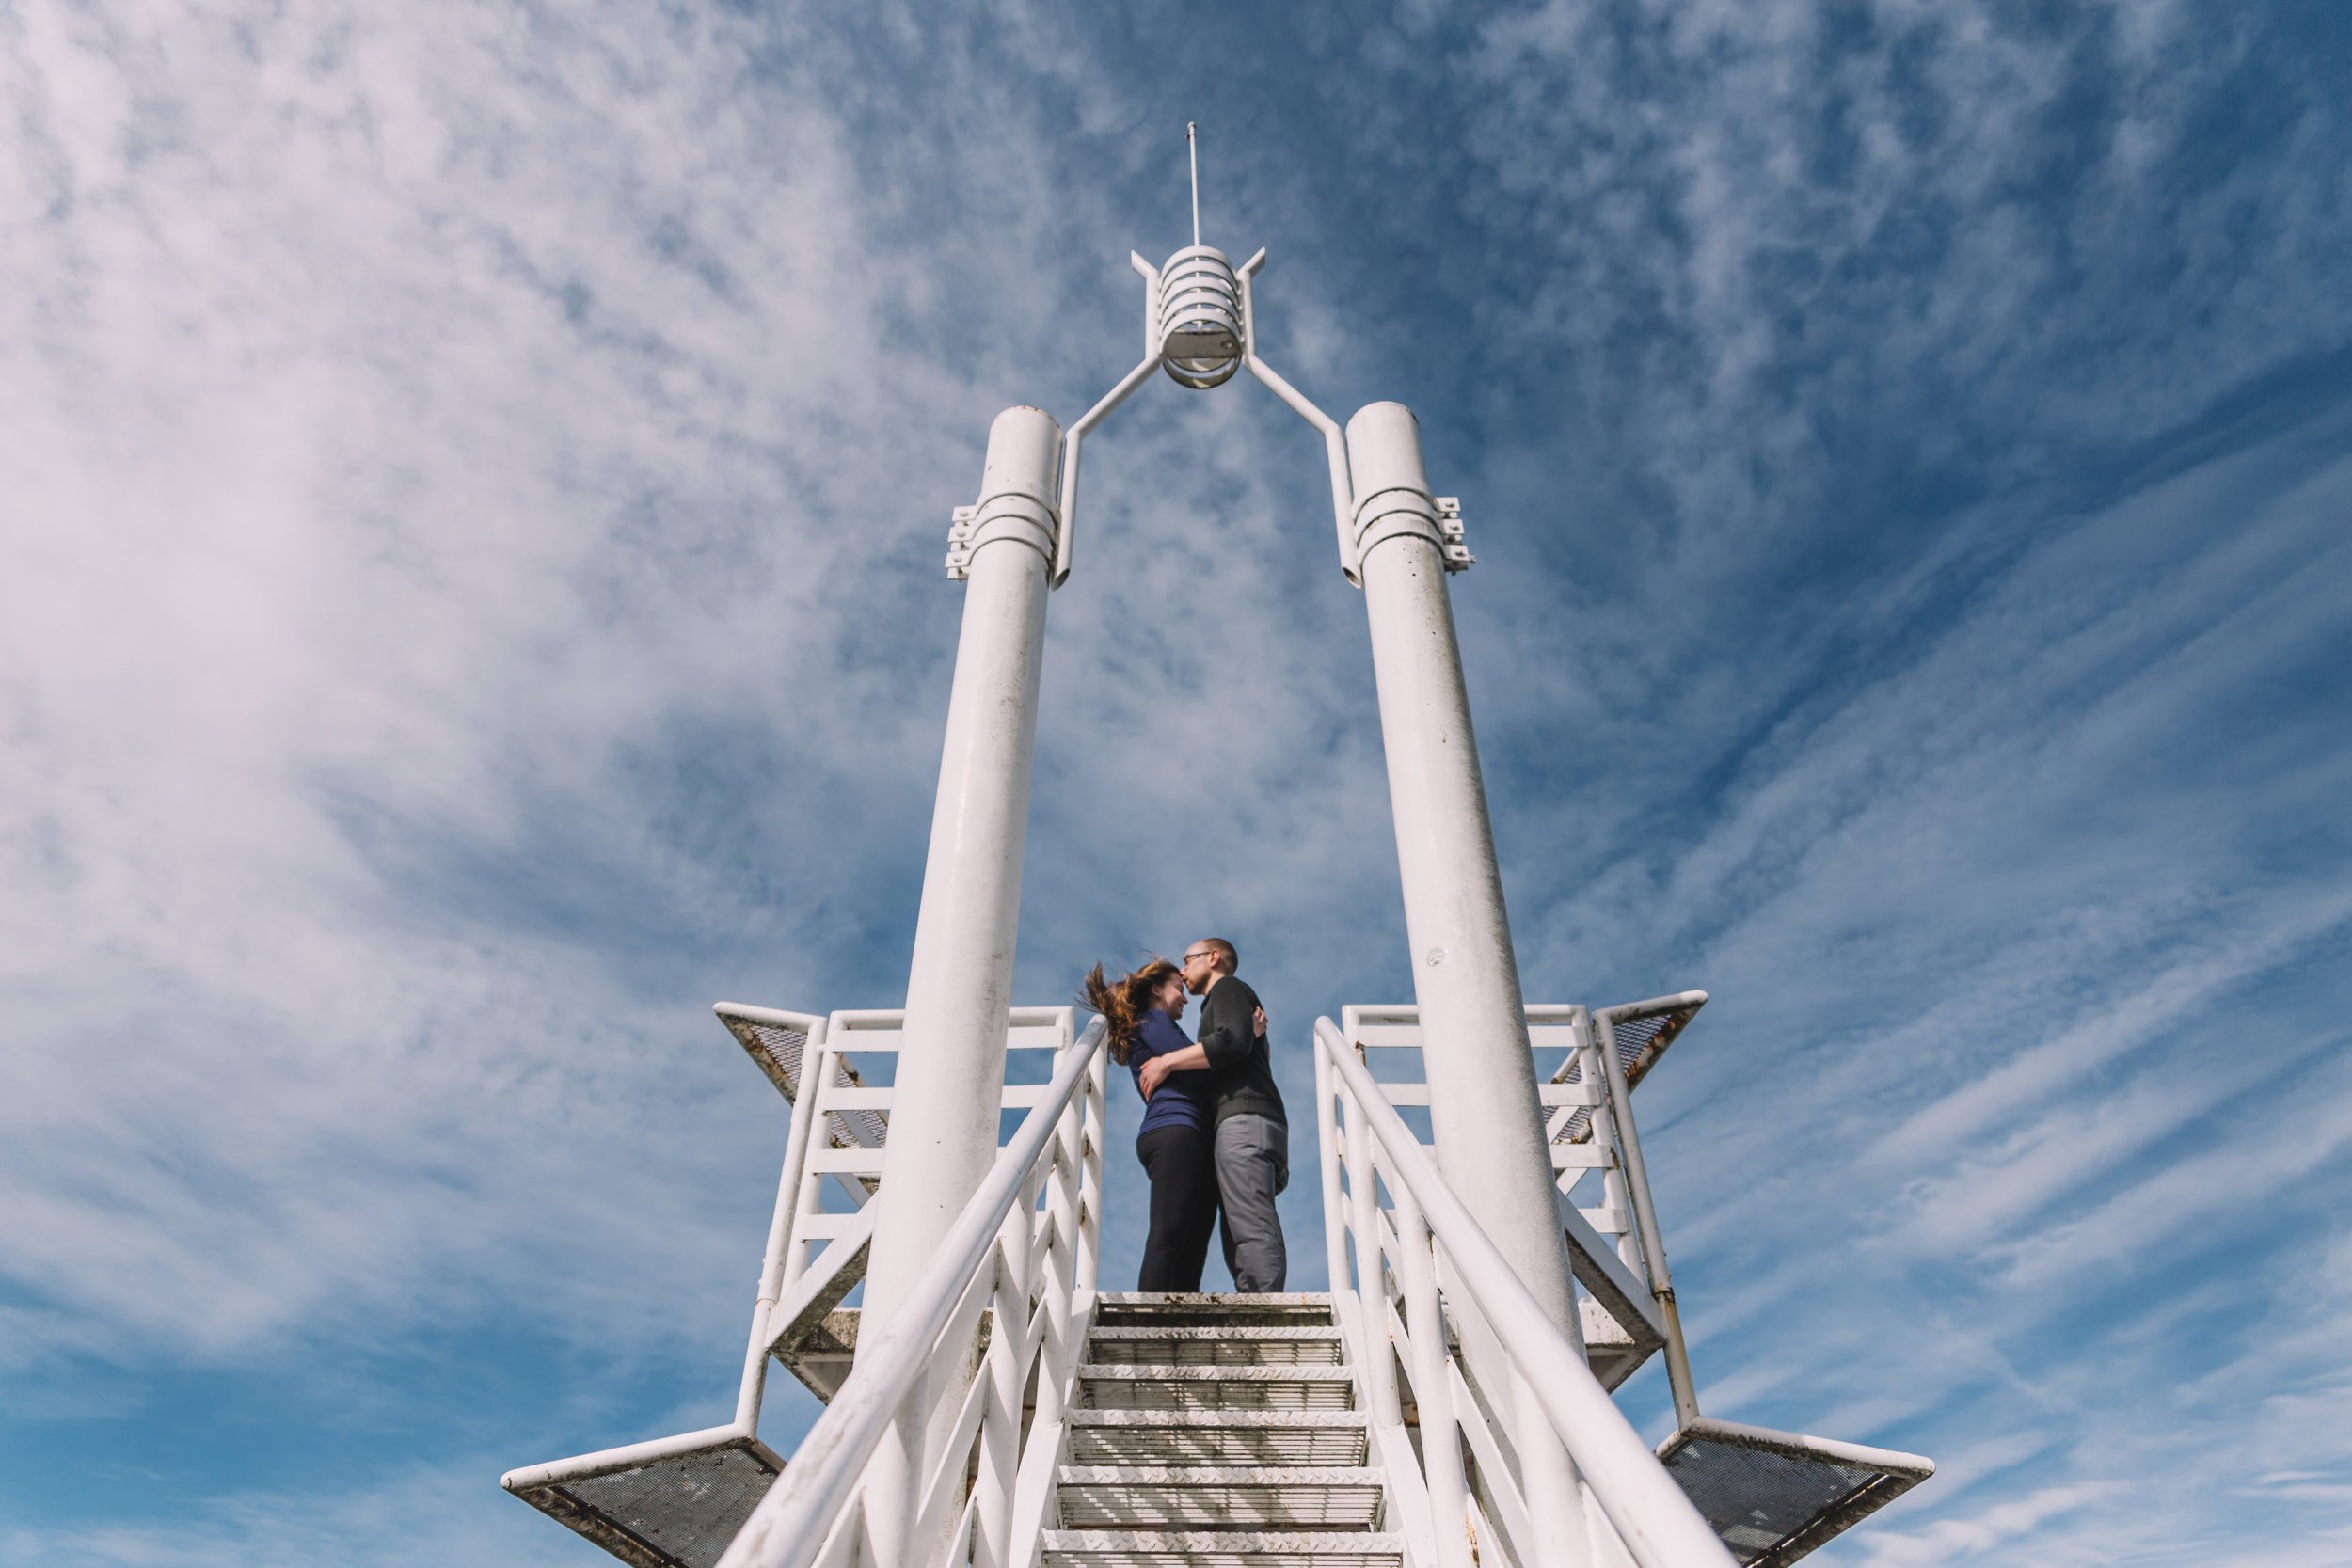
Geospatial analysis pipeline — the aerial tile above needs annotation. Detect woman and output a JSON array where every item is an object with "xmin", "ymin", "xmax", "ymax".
[{"xmin": 1079, "ymin": 957, "xmax": 1239, "ymax": 1291}]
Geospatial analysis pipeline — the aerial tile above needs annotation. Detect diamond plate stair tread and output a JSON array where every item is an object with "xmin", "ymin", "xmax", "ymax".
[
  {"xmin": 1057, "ymin": 1466, "xmax": 1386, "ymax": 1485},
  {"xmin": 1068, "ymin": 1410, "xmax": 1370, "ymax": 1426},
  {"xmin": 1078, "ymin": 1390, "xmax": 1357, "ymax": 1412},
  {"xmin": 1041, "ymin": 1531, "xmax": 1405, "ymax": 1556},
  {"xmin": 1079, "ymin": 1365, "xmax": 1355, "ymax": 1381},
  {"xmin": 1044, "ymin": 1558, "xmax": 1402, "ymax": 1568},
  {"xmin": 1095, "ymin": 1293, "xmax": 1338, "ymax": 1329},
  {"xmin": 1095, "ymin": 1293, "xmax": 1332, "ymax": 1306},
  {"xmin": 1059, "ymin": 1291, "xmax": 1386, "ymax": 1541},
  {"xmin": 1057, "ymin": 1502, "xmax": 1384, "ymax": 1532},
  {"xmin": 1087, "ymin": 1329, "xmax": 1343, "ymax": 1367},
  {"xmin": 1066, "ymin": 1410, "xmax": 1371, "ymax": 1466},
  {"xmin": 1091, "ymin": 1315, "xmax": 1343, "ymax": 1330},
  {"xmin": 1042, "ymin": 1553, "xmax": 1403, "ymax": 1568},
  {"xmin": 1057, "ymin": 1466, "xmax": 1385, "ymax": 1531},
  {"xmin": 1078, "ymin": 1368, "xmax": 1356, "ymax": 1410},
  {"xmin": 1082, "ymin": 1335, "xmax": 1345, "ymax": 1344}
]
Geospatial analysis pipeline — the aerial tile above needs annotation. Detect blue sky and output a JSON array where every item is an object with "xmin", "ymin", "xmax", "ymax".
[{"xmin": 4, "ymin": 1, "xmax": 2349, "ymax": 1563}]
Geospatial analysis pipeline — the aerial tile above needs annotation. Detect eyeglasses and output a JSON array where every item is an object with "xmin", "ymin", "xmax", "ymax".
[{"xmin": 1182, "ymin": 950, "xmax": 1214, "ymax": 965}]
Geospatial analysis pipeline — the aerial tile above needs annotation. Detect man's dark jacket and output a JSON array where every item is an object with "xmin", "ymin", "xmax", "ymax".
[{"xmin": 1196, "ymin": 975, "xmax": 1287, "ymax": 1129}]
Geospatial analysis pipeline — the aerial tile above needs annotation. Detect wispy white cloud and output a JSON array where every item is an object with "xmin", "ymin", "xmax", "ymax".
[{"xmin": 1, "ymin": 1462, "xmax": 583, "ymax": 1568}]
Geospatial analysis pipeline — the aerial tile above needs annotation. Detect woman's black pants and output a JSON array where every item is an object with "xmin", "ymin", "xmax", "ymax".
[{"xmin": 1136, "ymin": 1125, "xmax": 1219, "ymax": 1291}]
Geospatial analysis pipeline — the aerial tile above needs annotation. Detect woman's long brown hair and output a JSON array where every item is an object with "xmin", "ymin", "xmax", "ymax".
[{"xmin": 1077, "ymin": 958, "xmax": 1182, "ymax": 1065}]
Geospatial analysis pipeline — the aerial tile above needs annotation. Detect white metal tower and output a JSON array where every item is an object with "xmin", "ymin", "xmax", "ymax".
[{"xmin": 501, "ymin": 129, "xmax": 1933, "ymax": 1568}]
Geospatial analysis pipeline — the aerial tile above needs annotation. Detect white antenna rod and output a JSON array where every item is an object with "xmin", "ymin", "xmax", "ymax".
[{"xmin": 1187, "ymin": 122, "xmax": 1200, "ymax": 245}]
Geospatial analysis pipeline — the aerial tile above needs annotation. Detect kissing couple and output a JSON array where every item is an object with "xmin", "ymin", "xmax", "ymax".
[{"xmin": 1080, "ymin": 938, "xmax": 1290, "ymax": 1294}]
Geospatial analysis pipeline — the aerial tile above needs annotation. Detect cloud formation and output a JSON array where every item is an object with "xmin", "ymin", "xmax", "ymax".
[{"xmin": 4, "ymin": 1, "xmax": 2348, "ymax": 1562}]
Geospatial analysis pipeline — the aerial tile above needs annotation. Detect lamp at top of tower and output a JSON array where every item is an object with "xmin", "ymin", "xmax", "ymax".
[{"xmin": 1156, "ymin": 245, "xmax": 1244, "ymax": 388}]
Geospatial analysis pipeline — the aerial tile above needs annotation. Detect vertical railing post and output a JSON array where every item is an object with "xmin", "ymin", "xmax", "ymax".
[
  {"xmin": 1391, "ymin": 1178, "xmax": 1474, "ymax": 1568},
  {"xmin": 861, "ymin": 406, "xmax": 1064, "ymax": 1567},
  {"xmin": 974, "ymin": 1168, "xmax": 1035, "ymax": 1568},
  {"xmin": 1343, "ymin": 1082, "xmax": 1405, "ymax": 1430},
  {"xmin": 1003, "ymin": 1025, "xmax": 1099, "ymax": 1568},
  {"xmin": 1076, "ymin": 1051, "xmax": 1106, "ymax": 1291},
  {"xmin": 1039, "ymin": 1081, "xmax": 1083, "ymax": 1430},
  {"xmin": 1314, "ymin": 1050, "xmax": 1352, "ymax": 1315},
  {"xmin": 989, "ymin": 1199, "xmax": 1033, "ymax": 1560}
]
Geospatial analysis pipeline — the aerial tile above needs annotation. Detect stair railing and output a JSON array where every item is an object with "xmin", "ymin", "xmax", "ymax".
[
  {"xmin": 1314, "ymin": 1017, "xmax": 1737, "ymax": 1568},
  {"xmin": 719, "ymin": 1017, "xmax": 1109, "ymax": 1568}
]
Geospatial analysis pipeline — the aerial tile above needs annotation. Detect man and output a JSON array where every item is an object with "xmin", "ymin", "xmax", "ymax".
[{"xmin": 1142, "ymin": 936, "xmax": 1288, "ymax": 1290}]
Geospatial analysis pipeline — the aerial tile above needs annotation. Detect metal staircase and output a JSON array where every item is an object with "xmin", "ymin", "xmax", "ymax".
[
  {"xmin": 501, "ymin": 989, "xmax": 1931, "ymax": 1568},
  {"xmin": 1042, "ymin": 1293, "xmax": 1402, "ymax": 1568}
]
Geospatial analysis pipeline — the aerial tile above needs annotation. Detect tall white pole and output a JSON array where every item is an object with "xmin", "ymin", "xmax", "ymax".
[
  {"xmin": 860, "ymin": 404, "xmax": 1062, "ymax": 1566},
  {"xmin": 1346, "ymin": 401, "xmax": 1594, "ymax": 1566}
]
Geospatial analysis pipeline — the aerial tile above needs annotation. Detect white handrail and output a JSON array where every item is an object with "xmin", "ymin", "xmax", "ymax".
[
  {"xmin": 1313, "ymin": 1018, "xmax": 1736, "ymax": 1568},
  {"xmin": 719, "ymin": 1018, "xmax": 1109, "ymax": 1568}
]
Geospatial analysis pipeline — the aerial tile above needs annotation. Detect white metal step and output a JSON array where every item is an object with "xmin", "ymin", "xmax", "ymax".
[
  {"xmin": 1077, "ymin": 1364, "xmax": 1357, "ymax": 1411},
  {"xmin": 1065, "ymin": 1410, "xmax": 1371, "ymax": 1467},
  {"xmin": 1087, "ymin": 1326, "xmax": 1343, "ymax": 1367},
  {"xmin": 1094, "ymin": 1293, "xmax": 1337, "ymax": 1329},
  {"xmin": 1057, "ymin": 1466, "xmax": 1384, "ymax": 1530},
  {"xmin": 1095, "ymin": 1293, "xmax": 1333, "ymax": 1307},
  {"xmin": 1039, "ymin": 1530, "xmax": 1406, "ymax": 1568}
]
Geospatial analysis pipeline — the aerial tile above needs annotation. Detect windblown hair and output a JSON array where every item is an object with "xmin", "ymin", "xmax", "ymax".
[{"xmin": 1078, "ymin": 958, "xmax": 1182, "ymax": 1065}]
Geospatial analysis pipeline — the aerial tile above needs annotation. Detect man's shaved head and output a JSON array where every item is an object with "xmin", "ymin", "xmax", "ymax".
[{"xmin": 1194, "ymin": 937, "xmax": 1237, "ymax": 974}]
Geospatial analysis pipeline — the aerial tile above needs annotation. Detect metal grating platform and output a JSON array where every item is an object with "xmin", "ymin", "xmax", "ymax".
[
  {"xmin": 1550, "ymin": 998, "xmax": 1704, "ymax": 1146},
  {"xmin": 716, "ymin": 1006, "xmax": 888, "ymax": 1154},
  {"xmin": 1609, "ymin": 1005, "xmax": 1698, "ymax": 1093},
  {"xmin": 508, "ymin": 1435, "xmax": 783, "ymax": 1568},
  {"xmin": 1658, "ymin": 1418, "xmax": 1932, "ymax": 1567}
]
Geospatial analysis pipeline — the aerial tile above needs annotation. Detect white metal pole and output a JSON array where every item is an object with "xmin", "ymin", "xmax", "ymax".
[
  {"xmin": 859, "ymin": 404, "xmax": 1062, "ymax": 1566},
  {"xmin": 1347, "ymin": 402, "xmax": 1594, "ymax": 1564},
  {"xmin": 1345, "ymin": 401, "xmax": 1572, "ymax": 1332}
]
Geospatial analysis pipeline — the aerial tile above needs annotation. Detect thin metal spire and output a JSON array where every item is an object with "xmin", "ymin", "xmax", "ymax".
[{"xmin": 1187, "ymin": 122, "xmax": 1200, "ymax": 245}]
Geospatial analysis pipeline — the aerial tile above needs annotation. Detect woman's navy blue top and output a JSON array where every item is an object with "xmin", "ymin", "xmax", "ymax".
[{"xmin": 1130, "ymin": 1009, "xmax": 1212, "ymax": 1136}]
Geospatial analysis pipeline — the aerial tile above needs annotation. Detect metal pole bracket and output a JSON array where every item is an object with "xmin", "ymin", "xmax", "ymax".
[
  {"xmin": 1435, "ymin": 498, "xmax": 1474, "ymax": 572},
  {"xmin": 945, "ymin": 505, "xmax": 978, "ymax": 580}
]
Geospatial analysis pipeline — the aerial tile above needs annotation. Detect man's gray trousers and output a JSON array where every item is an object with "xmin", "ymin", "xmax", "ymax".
[{"xmin": 1215, "ymin": 1112, "xmax": 1289, "ymax": 1291}]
